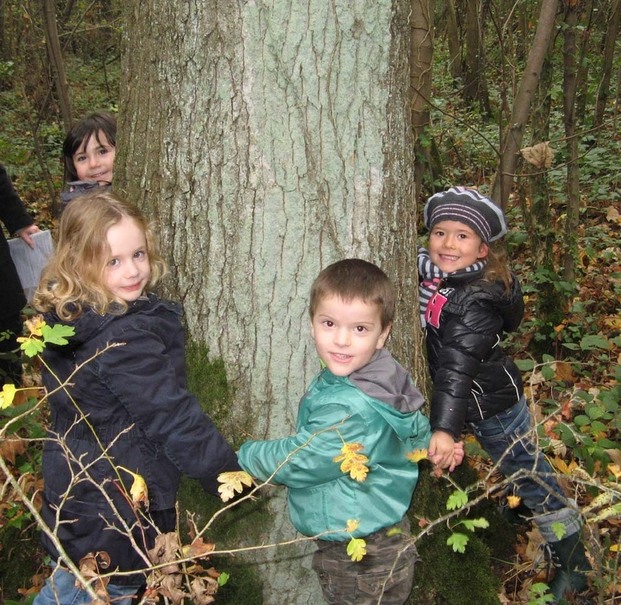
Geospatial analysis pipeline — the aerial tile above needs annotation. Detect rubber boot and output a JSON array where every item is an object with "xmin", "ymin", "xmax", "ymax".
[{"xmin": 547, "ymin": 532, "xmax": 591, "ymax": 602}]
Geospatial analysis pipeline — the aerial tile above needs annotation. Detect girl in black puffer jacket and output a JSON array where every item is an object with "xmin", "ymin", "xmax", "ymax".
[{"xmin": 418, "ymin": 187, "xmax": 590, "ymax": 603}]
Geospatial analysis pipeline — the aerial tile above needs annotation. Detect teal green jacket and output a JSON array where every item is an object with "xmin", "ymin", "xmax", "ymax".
[{"xmin": 238, "ymin": 350, "xmax": 430, "ymax": 541}]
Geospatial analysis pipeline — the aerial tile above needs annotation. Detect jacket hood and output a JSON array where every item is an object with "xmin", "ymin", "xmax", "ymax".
[
  {"xmin": 43, "ymin": 294, "xmax": 175, "ymax": 352},
  {"xmin": 348, "ymin": 349, "xmax": 425, "ymax": 413},
  {"xmin": 496, "ymin": 276, "xmax": 524, "ymax": 333}
]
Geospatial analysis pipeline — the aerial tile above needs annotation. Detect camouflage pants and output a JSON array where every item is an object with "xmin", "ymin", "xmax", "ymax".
[{"xmin": 312, "ymin": 518, "xmax": 418, "ymax": 605}]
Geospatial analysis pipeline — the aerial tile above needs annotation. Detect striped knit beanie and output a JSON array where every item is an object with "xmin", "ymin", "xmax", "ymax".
[{"xmin": 423, "ymin": 187, "xmax": 507, "ymax": 243}]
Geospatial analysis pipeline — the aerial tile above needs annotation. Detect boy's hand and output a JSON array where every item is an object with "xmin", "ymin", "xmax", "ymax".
[{"xmin": 428, "ymin": 430, "xmax": 457, "ymax": 470}]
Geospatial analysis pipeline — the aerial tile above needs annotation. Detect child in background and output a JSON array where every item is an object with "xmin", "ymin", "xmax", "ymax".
[
  {"xmin": 61, "ymin": 111, "xmax": 116, "ymax": 206},
  {"xmin": 32, "ymin": 191, "xmax": 241, "ymax": 605},
  {"xmin": 418, "ymin": 186, "xmax": 591, "ymax": 601},
  {"xmin": 238, "ymin": 259, "xmax": 463, "ymax": 605},
  {"xmin": 0, "ymin": 163, "xmax": 40, "ymax": 384}
]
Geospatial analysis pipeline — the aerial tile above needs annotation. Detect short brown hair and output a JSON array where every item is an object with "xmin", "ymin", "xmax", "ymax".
[{"xmin": 309, "ymin": 259, "xmax": 395, "ymax": 329}]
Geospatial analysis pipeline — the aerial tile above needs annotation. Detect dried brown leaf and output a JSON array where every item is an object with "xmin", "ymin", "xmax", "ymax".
[
  {"xmin": 520, "ymin": 141, "xmax": 554, "ymax": 169},
  {"xmin": 148, "ymin": 532, "xmax": 180, "ymax": 574}
]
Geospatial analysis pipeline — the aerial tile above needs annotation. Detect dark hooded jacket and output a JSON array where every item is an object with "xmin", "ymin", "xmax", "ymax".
[
  {"xmin": 39, "ymin": 294, "xmax": 239, "ymax": 585},
  {"xmin": 0, "ymin": 164, "xmax": 33, "ymax": 318},
  {"xmin": 424, "ymin": 271, "xmax": 524, "ymax": 439}
]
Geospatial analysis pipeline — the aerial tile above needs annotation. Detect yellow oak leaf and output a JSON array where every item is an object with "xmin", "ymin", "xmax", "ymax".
[
  {"xmin": 347, "ymin": 537, "xmax": 367, "ymax": 562},
  {"xmin": 348, "ymin": 461, "xmax": 369, "ymax": 482},
  {"xmin": 333, "ymin": 442, "xmax": 370, "ymax": 481},
  {"xmin": 345, "ymin": 519, "xmax": 360, "ymax": 533},
  {"xmin": 0, "ymin": 383, "xmax": 16, "ymax": 409},
  {"xmin": 550, "ymin": 456, "xmax": 578, "ymax": 475},
  {"xmin": 406, "ymin": 448, "xmax": 428, "ymax": 463},
  {"xmin": 607, "ymin": 463, "xmax": 621, "ymax": 480},
  {"xmin": 507, "ymin": 495, "xmax": 522, "ymax": 509},
  {"xmin": 24, "ymin": 315, "xmax": 46, "ymax": 337},
  {"xmin": 217, "ymin": 470, "xmax": 254, "ymax": 502}
]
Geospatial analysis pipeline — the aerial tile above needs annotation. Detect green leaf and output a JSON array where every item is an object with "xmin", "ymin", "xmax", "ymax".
[
  {"xmin": 515, "ymin": 358, "xmax": 535, "ymax": 371},
  {"xmin": 585, "ymin": 405, "xmax": 606, "ymax": 420},
  {"xmin": 447, "ymin": 532, "xmax": 469, "ymax": 553},
  {"xmin": 541, "ymin": 365, "xmax": 555, "ymax": 380},
  {"xmin": 551, "ymin": 522, "xmax": 567, "ymax": 540},
  {"xmin": 528, "ymin": 582, "xmax": 555, "ymax": 603},
  {"xmin": 20, "ymin": 337, "xmax": 45, "ymax": 358},
  {"xmin": 573, "ymin": 415, "xmax": 591, "ymax": 427},
  {"xmin": 461, "ymin": 517, "xmax": 490, "ymax": 532},
  {"xmin": 42, "ymin": 323, "xmax": 75, "ymax": 345},
  {"xmin": 579, "ymin": 334, "xmax": 611, "ymax": 351},
  {"xmin": 217, "ymin": 571, "xmax": 230, "ymax": 586},
  {"xmin": 590, "ymin": 420, "xmax": 607, "ymax": 434},
  {"xmin": 446, "ymin": 489, "xmax": 468, "ymax": 511}
]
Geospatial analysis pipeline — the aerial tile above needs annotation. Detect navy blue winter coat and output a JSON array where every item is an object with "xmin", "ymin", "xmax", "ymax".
[{"xmin": 39, "ymin": 294, "xmax": 240, "ymax": 586}]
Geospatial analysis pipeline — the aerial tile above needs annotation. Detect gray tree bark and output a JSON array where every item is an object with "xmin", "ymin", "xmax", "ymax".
[{"xmin": 117, "ymin": 2, "xmax": 420, "ymax": 602}]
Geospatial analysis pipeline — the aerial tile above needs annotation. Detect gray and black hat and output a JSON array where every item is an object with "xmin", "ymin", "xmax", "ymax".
[{"xmin": 423, "ymin": 187, "xmax": 507, "ymax": 243}]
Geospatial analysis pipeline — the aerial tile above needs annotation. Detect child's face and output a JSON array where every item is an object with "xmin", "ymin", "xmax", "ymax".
[
  {"xmin": 73, "ymin": 130, "xmax": 115, "ymax": 183},
  {"xmin": 104, "ymin": 217, "xmax": 151, "ymax": 303},
  {"xmin": 310, "ymin": 294, "xmax": 391, "ymax": 377},
  {"xmin": 428, "ymin": 220, "xmax": 489, "ymax": 273}
]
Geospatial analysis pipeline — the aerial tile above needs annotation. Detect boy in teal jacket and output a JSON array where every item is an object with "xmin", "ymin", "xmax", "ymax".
[{"xmin": 238, "ymin": 259, "xmax": 462, "ymax": 605}]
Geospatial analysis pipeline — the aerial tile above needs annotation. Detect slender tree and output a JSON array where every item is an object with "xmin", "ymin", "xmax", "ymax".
[
  {"xmin": 444, "ymin": 0, "xmax": 462, "ymax": 83},
  {"xmin": 562, "ymin": 0, "xmax": 580, "ymax": 283},
  {"xmin": 492, "ymin": 0, "xmax": 560, "ymax": 208},
  {"xmin": 594, "ymin": 0, "xmax": 621, "ymax": 130},
  {"xmin": 411, "ymin": 0, "xmax": 437, "ymax": 196},
  {"xmin": 462, "ymin": 0, "xmax": 491, "ymax": 115},
  {"xmin": 41, "ymin": 0, "xmax": 72, "ymax": 130}
]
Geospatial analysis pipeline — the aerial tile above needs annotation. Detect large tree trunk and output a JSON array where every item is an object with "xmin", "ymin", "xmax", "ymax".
[{"xmin": 117, "ymin": 2, "xmax": 419, "ymax": 602}]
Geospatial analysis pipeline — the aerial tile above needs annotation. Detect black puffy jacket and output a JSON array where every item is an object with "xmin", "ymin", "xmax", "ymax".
[
  {"xmin": 39, "ymin": 294, "xmax": 240, "ymax": 586},
  {"xmin": 424, "ymin": 271, "xmax": 524, "ymax": 439}
]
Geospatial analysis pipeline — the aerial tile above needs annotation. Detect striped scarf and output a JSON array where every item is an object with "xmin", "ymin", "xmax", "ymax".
[{"xmin": 417, "ymin": 246, "xmax": 486, "ymax": 327}]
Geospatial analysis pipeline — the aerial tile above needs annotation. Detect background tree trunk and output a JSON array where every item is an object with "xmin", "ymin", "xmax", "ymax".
[
  {"xmin": 117, "ymin": 2, "xmax": 420, "ymax": 602},
  {"xmin": 462, "ymin": 0, "xmax": 490, "ymax": 115},
  {"xmin": 41, "ymin": 0, "xmax": 72, "ymax": 130},
  {"xmin": 594, "ymin": 0, "xmax": 621, "ymax": 130},
  {"xmin": 411, "ymin": 0, "xmax": 436, "ymax": 199},
  {"xmin": 562, "ymin": 1, "xmax": 580, "ymax": 283},
  {"xmin": 492, "ymin": 0, "xmax": 559, "ymax": 208},
  {"xmin": 444, "ymin": 0, "xmax": 462, "ymax": 83}
]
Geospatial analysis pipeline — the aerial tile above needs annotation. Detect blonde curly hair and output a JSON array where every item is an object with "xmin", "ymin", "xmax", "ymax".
[{"xmin": 34, "ymin": 191, "xmax": 167, "ymax": 320}]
